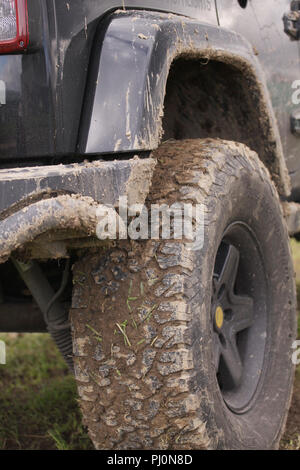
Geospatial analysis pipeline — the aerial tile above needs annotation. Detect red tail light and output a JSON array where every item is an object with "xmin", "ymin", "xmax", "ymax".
[{"xmin": 0, "ymin": 0, "xmax": 28, "ymax": 53}]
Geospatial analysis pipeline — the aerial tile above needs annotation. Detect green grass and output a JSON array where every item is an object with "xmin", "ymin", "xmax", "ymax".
[
  {"xmin": 0, "ymin": 334, "xmax": 93, "ymax": 450},
  {"xmin": 280, "ymin": 240, "xmax": 300, "ymax": 450},
  {"xmin": 0, "ymin": 241, "xmax": 300, "ymax": 450},
  {"xmin": 291, "ymin": 239, "xmax": 300, "ymax": 347}
]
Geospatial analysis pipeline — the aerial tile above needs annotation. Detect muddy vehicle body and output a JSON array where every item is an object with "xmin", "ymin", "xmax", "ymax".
[{"xmin": 0, "ymin": 0, "xmax": 299, "ymax": 449}]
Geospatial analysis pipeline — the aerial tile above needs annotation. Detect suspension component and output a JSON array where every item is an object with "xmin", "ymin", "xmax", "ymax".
[{"xmin": 12, "ymin": 258, "xmax": 74, "ymax": 372}]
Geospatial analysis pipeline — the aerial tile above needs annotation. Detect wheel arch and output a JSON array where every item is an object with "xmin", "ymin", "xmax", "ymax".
[{"xmin": 79, "ymin": 9, "xmax": 290, "ymax": 196}]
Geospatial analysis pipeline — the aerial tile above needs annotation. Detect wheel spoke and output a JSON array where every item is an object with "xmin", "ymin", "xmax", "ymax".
[
  {"xmin": 212, "ymin": 224, "xmax": 269, "ymax": 410},
  {"xmin": 220, "ymin": 334, "xmax": 243, "ymax": 389},
  {"xmin": 213, "ymin": 332, "xmax": 221, "ymax": 369},
  {"xmin": 230, "ymin": 295, "xmax": 254, "ymax": 333},
  {"xmin": 218, "ymin": 245, "xmax": 239, "ymax": 291},
  {"xmin": 212, "ymin": 275, "xmax": 218, "ymax": 295}
]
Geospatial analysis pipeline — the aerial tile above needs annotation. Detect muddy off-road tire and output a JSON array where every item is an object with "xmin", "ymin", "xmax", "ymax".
[{"xmin": 70, "ymin": 139, "xmax": 296, "ymax": 450}]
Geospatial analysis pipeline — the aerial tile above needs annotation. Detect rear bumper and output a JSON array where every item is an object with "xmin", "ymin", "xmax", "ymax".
[{"xmin": 0, "ymin": 157, "xmax": 155, "ymax": 262}]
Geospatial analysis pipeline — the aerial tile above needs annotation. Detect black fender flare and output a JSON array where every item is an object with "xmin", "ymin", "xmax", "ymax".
[{"xmin": 79, "ymin": 9, "xmax": 290, "ymax": 196}]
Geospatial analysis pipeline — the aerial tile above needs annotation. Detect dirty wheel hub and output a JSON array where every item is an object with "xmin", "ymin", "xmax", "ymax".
[{"xmin": 211, "ymin": 222, "xmax": 268, "ymax": 414}]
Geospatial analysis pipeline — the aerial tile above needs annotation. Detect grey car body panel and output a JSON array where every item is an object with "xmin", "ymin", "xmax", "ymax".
[
  {"xmin": 216, "ymin": 0, "xmax": 300, "ymax": 199},
  {"xmin": 0, "ymin": 156, "xmax": 155, "ymax": 217},
  {"xmin": 0, "ymin": 0, "xmax": 216, "ymax": 164}
]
